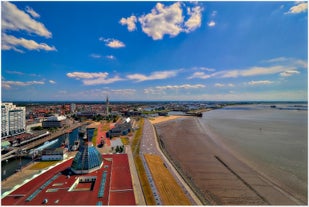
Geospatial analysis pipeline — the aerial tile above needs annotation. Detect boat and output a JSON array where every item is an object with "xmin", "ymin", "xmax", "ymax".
[{"xmin": 29, "ymin": 139, "xmax": 58, "ymax": 156}]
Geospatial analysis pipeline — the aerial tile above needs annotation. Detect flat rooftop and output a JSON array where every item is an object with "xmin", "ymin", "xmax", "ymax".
[{"xmin": 2, "ymin": 154, "xmax": 135, "ymax": 205}]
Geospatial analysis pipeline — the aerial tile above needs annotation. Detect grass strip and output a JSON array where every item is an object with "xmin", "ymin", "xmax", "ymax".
[{"xmin": 131, "ymin": 118, "xmax": 156, "ymax": 205}]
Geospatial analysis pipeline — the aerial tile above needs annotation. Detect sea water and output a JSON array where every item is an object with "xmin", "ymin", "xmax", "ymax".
[{"xmin": 199, "ymin": 104, "xmax": 307, "ymax": 200}]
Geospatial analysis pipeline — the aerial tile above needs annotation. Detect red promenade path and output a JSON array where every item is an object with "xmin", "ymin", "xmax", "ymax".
[{"xmin": 96, "ymin": 123, "xmax": 111, "ymax": 147}]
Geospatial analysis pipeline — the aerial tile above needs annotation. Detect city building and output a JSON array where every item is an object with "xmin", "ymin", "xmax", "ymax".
[
  {"xmin": 1, "ymin": 103, "xmax": 26, "ymax": 138},
  {"xmin": 41, "ymin": 148, "xmax": 68, "ymax": 161},
  {"xmin": 70, "ymin": 103, "xmax": 76, "ymax": 113},
  {"xmin": 2, "ymin": 137, "xmax": 136, "ymax": 205},
  {"xmin": 42, "ymin": 115, "xmax": 66, "ymax": 128},
  {"xmin": 106, "ymin": 95, "xmax": 110, "ymax": 115}
]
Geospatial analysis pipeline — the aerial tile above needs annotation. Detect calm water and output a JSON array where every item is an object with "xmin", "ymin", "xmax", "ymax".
[{"xmin": 199, "ymin": 104, "xmax": 307, "ymax": 200}]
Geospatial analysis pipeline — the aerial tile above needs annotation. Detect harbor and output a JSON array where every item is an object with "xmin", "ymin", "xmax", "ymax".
[{"xmin": 1, "ymin": 122, "xmax": 85, "ymax": 180}]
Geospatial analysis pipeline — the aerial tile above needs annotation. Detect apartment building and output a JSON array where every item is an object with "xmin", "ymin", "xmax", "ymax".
[{"xmin": 1, "ymin": 103, "xmax": 26, "ymax": 138}]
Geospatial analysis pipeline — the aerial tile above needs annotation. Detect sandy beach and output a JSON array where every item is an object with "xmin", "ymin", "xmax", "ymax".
[
  {"xmin": 149, "ymin": 115, "xmax": 184, "ymax": 124},
  {"xmin": 154, "ymin": 116, "xmax": 305, "ymax": 205}
]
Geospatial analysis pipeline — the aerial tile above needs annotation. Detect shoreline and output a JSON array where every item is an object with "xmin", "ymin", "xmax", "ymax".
[{"xmin": 153, "ymin": 116, "xmax": 306, "ymax": 205}]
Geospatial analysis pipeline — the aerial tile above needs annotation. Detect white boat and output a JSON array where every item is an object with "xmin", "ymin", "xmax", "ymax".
[{"xmin": 29, "ymin": 139, "xmax": 58, "ymax": 155}]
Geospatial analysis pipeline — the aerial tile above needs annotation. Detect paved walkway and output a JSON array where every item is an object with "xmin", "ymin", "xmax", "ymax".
[
  {"xmin": 140, "ymin": 119, "xmax": 202, "ymax": 205},
  {"xmin": 126, "ymin": 146, "xmax": 146, "ymax": 205}
]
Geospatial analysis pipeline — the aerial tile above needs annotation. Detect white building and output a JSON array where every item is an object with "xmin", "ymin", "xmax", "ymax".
[
  {"xmin": 1, "ymin": 103, "xmax": 26, "ymax": 138},
  {"xmin": 42, "ymin": 115, "xmax": 67, "ymax": 128}
]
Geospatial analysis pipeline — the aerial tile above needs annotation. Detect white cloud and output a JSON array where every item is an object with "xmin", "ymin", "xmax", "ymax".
[
  {"xmin": 2, "ymin": 2, "xmax": 56, "ymax": 53},
  {"xmin": 2, "ymin": 80, "xmax": 45, "ymax": 89},
  {"xmin": 5, "ymin": 70, "xmax": 24, "ymax": 75},
  {"xmin": 214, "ymin": 65, "xmax": 297, "ymax": 78},
  {"xmin": 138, "ymin": 2, "xmax": 203, "ymax": 40},
  {"xmin": 138, "ymin": 2, "xmax": 183, "ymax": 40},
  {"xmin": 208, "ymin": 21, "xmax": 216, "ymax": 27},
  {"xmin": 83, "ymin": 76, "xmax": 123, "ymax": 85},
  {"xmin": 106, "ymin": 55, "xmax": 116, "ymax": 60},
  {"xmin": 2, "ymin": 2, "xmax": 51, "ymax": 38},
  {"xmin": 144, "ymin": 84, "xmax": 205, "ymax": 95},
  {"xmin": 185, "ymin": 6, "xmax": 203, "ymax": 32},
  {"xmin": 127, "ymin": 70, "xmax": 179, "ymax": 82},
  {"xmin": 285, "ymin": 2, "xmax": 308, "ymax": 14},
  {"xmin": 247, "ymin": 80, "xmax": 274, "ymax": 85},
  {"xmin": 25, "ymin": 6, "xmax": 40, "ymax": 18},
  {"xmin": 228, "ymin": 83, "xmax": 235, "ymax": 87},
  {"xmin": 119, "ymin": 15, "xmax": 137, "ymax": 31},
  {"xmin": 215, "ymin": 83, "xmax": 235, "ymax": 87},
  {"xmin": 2, "ymin": 34, "xmax": 57, "ymax": 52},
  {"xmin": 110, "ymin": 89, "xmax": 136, "ymax": 95},
  {"xmin": 156, "ymin": 84, "xmax": 205, "ymax": 90},
  {"xmin": 90, "ymin": 54, "xmax": 102, "ymax": 59},
  {"xmin": 67, "ymin": 72, "xmax": 108, "ymax": 79},
  {"xmin": 211, "ymin": 11, "xmax": 217, "ymax": 17},
  {"xmin": 49, "ymin": 80, "xmax": 56, "ymax": 84},
  {"xmin": 188, "ymin": 71, "xmax": 212, "ymax": 79},
  {"xmin": 280, "ymin": 70, "xmax": 300, "ymax": 77},
  {"xmin": 66, "ymin": 72, "xmax": 123, "ymax": 85},
  {"xmin": 99, "ymin": 37, "xmax": 125, "ymax": 48},
  {"xmin": 215, "ymin": 83, "xmax": 225, "ymax": 87}
]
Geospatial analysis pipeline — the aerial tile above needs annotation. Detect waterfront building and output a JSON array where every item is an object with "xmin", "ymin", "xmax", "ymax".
[
  {"xmin": 42, "ymin": 115, "xmax": 66, "ymax": 128},
  {"xmin": 2, "ymin": 134, "xmax": 136, "ymax": 205},
  {"xmin": 1, "ymin": 103, "xmax": 26, "ymax": 138},
  {"xmin": 41, "ymin": 148, "xmax": 67, "ymax": 161}
]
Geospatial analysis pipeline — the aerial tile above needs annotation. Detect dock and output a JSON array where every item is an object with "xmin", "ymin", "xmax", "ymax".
[{"xmin": 1, "ymin": 122, "xmax": 84, "ymax": 162}]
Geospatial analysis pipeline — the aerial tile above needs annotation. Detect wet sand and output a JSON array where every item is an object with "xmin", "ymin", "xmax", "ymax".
[{"xmin": 154, "ymin": 117, "xmax": 305, "ymax": 205}]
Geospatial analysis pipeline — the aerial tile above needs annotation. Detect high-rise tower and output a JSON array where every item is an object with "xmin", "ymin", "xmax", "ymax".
[{"xmin": 106, "ymin": 95, "xmax": 109, "ymax": 116}]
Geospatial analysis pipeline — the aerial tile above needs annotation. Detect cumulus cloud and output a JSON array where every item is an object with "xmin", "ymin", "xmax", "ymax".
[
  {"xmin": 99, "ymin": 37, "xmax": 125, "ymax": 48},
  {"xmin": 2, "ymin": 80, "xmax": 44, "ymax": 89},
  {"xmin": 184, "ymin": 6, "xmax": 203, "ymax": 32},
  {"xmin": 2, "ymin": 34, "xmax": 56, "ymax": 52},
  {"xmin": 136, "ymin": 2, "xmax": 203, "ymax": 40},
  {"xmin": 66, "ymin": 72, "xmax": 123, "ymax": 85},
  {"xmin": 119, "ymin": 15, "xmax": 137, "ymax": 31},
  {"xmin": 25, "ymin": 6, "xmax": 40, "ymax": 18},
  {"xmin": 285, "ymin": 2, "xmax": 308, "ymax": 14},
  {"xmin": 138, "ymin": 2, "xmax": 183, "ymax": 40},
  {"xmin": 49, "ymin": 80, "xmax": 56, "ymax": 84},
  {"xmin": 247, "ymin": 80, "xmax": 274, "ymax": 85},
  {"xmin": 127, "ymin": 70, "xmax": 179, "ymax": 82}
]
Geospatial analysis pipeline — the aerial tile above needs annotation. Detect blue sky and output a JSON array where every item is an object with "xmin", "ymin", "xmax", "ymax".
[{"xmin": 1, "ymin": 1, "xmax": 308, "ymax": 101}]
